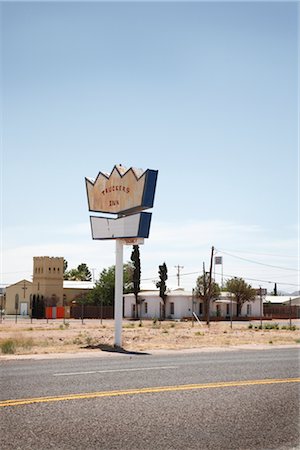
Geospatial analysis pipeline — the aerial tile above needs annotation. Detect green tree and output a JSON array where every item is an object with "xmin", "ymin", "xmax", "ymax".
[
  {"xmin": 130, "ymin": 245, "xmax": 141, "ymax": 319},
  {"xmin": 156, "ymin": 262, "xmax": 168, "ymax": 320},
  {"xmin": 63, "ymin": 259, "xmax": 69, "ymax": 280},
  {"xmin": 225, "ymin": 277, "xmax": 256, "ymax": 317},
  {"xmin": 194, "ymin": 273, "xmax": 220, "ymax": 323},
  {"xmin": 87, "ymin": 264, "xmax": 133, "ymax": 306},
  {"xmin": 77, "ymin": 263, "xmax": 92, "ymax": 281},
  {"xmin": 64, "ymin": 263, "xmax": 92, "ymax": 281}
]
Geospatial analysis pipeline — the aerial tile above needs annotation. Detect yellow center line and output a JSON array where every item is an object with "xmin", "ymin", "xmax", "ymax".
[{"xmin": 1, "ymin": 378, "xmax": 299, "ymax": 408}]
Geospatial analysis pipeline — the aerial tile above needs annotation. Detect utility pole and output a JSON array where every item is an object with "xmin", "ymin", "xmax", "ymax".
[
  {"xmin": 174, "ymin": 265, "xmax": 184, "ymax": 287},
  {"xmin": 91, "ymin": 268, "xmax": 96, "ymax": 283},
  {"xmin": 203, "ymin": 262, "xmax": 207, "ymax": 323},
  {"xmin": 207, "ymin": 246, "xmax": 215, "ymax": 326},
  {"xmin": 192, "ymin": 288, "xmax": 194, "ymax": 327},
  {"xmin": 259, "ymin": 286, "xmax": 263, "ymax": 329}
]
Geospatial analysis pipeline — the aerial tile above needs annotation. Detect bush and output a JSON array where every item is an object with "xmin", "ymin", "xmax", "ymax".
[
  {"xmin": 282, "ymin": 325, "xmax": 297, "ymax": 331},
  {"xmin": 1, "ymin": 339, "xmax": 16, "ymax": 354},
  {"xmin": 195, "ymin": 331, "xmax": 204, "ymax": 336},
  {"xmin": 264, "ymin": 323, "xmax": 279, "ymax": 330}
]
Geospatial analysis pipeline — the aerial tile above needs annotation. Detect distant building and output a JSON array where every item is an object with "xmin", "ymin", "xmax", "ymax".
[
  {"xmin": 263, "ymin": 295, "xmax": 300, "ymax": 319},
  {"xmin": 124, "ymin": 288, "xmax": 262, "ymax": 320},
  {"xmin": 5, "ymin": 257, "xmax": 95, "ymax": 316}
]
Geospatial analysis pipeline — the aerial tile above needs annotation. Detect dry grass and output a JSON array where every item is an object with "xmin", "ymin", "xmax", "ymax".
[{"xmin": 0, "ymin": 318, "xmax": 299, "ymax": 356}]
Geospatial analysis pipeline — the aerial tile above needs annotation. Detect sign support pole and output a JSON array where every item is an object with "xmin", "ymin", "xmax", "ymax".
[{"xmin": 114, "ymin": 239, "xmax": 124, "ymax": 347}]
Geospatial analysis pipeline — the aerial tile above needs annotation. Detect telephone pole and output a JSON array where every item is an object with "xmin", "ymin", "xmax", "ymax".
[
  {"xmin": 91, "ymin": 268, "xmax": 96, "ymax": 283},
  {"xmin": 174, "ymin": 265, "xmax": 184, "ymax": 287},
  {"xmin": 207, "ymin": 246, "xmax": 215, "ymax": 326}
]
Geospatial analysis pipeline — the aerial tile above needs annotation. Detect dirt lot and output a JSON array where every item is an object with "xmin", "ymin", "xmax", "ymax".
[{"xmin": 0, "ymin": 317, "xmax": 299, "ymax": 357}]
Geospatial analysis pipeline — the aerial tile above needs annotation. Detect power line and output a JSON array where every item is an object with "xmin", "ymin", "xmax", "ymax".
[
  {"xmin": 141, "ymin": 270, "xmax": 299, "ymax": 287},
  {"xmin": 214, "ymin": 248, "xmax": 297, "ymax": 259},
  {"xmin": 215, "ymin": 248, "xmax": 299, "ymax": 272}
]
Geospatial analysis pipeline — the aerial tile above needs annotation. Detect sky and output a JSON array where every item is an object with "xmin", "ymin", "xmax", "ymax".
[{"xmin": 1, "ymin": 0, "xmax": 299, "ymax": 294}]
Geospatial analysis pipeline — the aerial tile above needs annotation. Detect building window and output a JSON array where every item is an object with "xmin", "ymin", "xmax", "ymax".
[
  {"xmin": 38, "ymin": 283, "xmax": 40, "ymax": 291},
  {"xmin": 199, "ymin": 303, "xmax": 203, "ymax": 316},
  {"xmin": 170, "ymin": 302, "xmax": 174, "ymax": 315},
  {"xmin": 144, "ymin": 302, "xmax": 148, "ymax": 314},
  {"xmin": 49, "ymin": 267, "xmax": 51, "ymax": 272},
  {"xmin": 57, "ymin": 268, "xmax": 60, "ymax": 272}
]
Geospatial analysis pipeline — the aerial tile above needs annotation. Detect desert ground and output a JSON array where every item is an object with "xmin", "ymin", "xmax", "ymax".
[{"xmin": 0, "ymin": 317, "xmax": 299, "ymax": 357}]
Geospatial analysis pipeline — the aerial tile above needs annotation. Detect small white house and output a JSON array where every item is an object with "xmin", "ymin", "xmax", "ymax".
[
  {"xmin": 124, "ymin": 288, "xmax": 195, "ymax": 320},
  {"xmin": 123, "ymin": 288, "xmax": 262, "ymax": 320}
]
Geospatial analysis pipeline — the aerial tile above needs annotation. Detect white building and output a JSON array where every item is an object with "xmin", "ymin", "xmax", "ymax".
[{"xmin": 124, "ymin": 288, "xmax": 262, "ymax": 320}]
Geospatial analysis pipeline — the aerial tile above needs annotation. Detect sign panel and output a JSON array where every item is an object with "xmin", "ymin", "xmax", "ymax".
[
  {"xmin": 86, "ymin": 164, "xmax": 158, "ymax": 215},
  {"xmin": 215, "ymin": 256, "xmax": 223, "ymax": 265},
  {"xmin": 90, "ymin": 212, "xmax": 152, "ymax": 240},
  {"xmin": 256, "ymin": 288, "xmax": 267, "ymax": 296}
]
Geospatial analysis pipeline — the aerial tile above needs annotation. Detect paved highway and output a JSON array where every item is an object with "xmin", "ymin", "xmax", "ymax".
[{"xmin": 1, "ymin": 348, "xmax": 299, "ymax": 449}]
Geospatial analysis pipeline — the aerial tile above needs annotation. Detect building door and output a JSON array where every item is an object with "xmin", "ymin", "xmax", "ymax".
[{"xmin": 20, "ymin": 302, "xmax": 28, "ymax": 316}]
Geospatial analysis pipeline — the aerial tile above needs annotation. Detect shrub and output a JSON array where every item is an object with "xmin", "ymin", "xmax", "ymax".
[
  {"xmin": 1, "ymin": 339, "xmax": 16, "ymax": 354},
  {"xmin": 123, "ymin": 323, "xmax": 135, "ymax": 329},
  {"xmin": 20, "ymin": 338, "xmax": 33, "ymax": 350},
  {"xmin": 264, "ymin": 323, "xmax": 279, "ymax": 330},
  {"xmin": 85, "ymin": 335, "xmax": 93, "ymax": 346},
  {"xmin": 195, "ymin": 331, "xmax": 204, "ymax": 336}
]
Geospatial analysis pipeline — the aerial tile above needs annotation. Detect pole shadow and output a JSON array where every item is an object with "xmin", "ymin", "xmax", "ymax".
[{"xmin": 82, "ymin": 343, "xmax": 150, "ymax": 355}]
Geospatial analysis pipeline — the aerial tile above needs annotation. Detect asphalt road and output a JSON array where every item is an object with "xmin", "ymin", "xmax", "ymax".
[{"xmin": 1, "ymin": 348, "xmax": 299, "ymax": 449}]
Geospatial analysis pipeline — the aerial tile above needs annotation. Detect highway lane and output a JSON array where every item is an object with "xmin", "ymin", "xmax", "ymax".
[
  {"xmin": 1, "ymin": 348, "xmax": 299, "ymax": 399},
  {"xmin": 1, "ymin": 348, "xmax": 299, "ymax": 449}
]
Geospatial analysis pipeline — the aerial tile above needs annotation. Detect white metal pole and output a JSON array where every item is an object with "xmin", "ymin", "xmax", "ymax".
[{"xmin": 114, "ymin": 239, "xmax": 124, "ymax": 347}]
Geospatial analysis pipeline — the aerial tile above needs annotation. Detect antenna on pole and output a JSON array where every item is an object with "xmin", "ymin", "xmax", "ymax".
[
  {"xmin": 91, "ymin": 268, "xmax": 96, "ymax": 283},
  {"xmin": 174, "ymin": 265, "xmax": 184, "ymax": 287}
]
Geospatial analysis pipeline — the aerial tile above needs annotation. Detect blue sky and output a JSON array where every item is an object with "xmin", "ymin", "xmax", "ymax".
[{"xmin": 1, "ymin": 1, "xmax": 299, "ymax": 293}]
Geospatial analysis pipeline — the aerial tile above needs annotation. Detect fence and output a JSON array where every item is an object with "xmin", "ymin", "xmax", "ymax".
[
  {"xmin": 70, "ymin": 305, "xmax": 114, "ymax": 319},
  {"xmin": 263, "ymin": 304, "xmax": 300, "ymax": 319}
]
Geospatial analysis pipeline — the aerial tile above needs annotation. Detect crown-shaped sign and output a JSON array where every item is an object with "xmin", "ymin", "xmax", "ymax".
[{"xmin": 86, "ymin": 164, "xmax": 158, "ymax": 215}]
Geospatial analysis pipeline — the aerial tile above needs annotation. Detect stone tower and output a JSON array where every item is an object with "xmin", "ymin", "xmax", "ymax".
[{"xmin": 32, "ymin": 256, "xmax": 64, "ymax": 307}]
